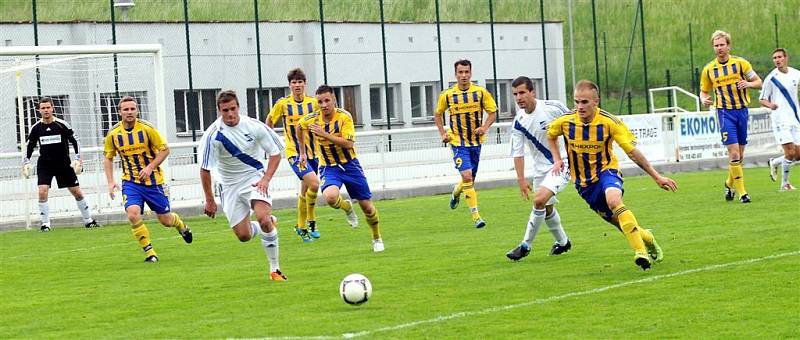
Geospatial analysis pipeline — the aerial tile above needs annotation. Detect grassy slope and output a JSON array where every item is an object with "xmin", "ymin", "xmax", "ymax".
[{"xmin": 1, "ymin": 168, "xmax": 798, "ymax": 338}]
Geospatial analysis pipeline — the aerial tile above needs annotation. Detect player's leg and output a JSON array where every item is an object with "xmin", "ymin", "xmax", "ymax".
[
  {"xmin": 785, "ymin": 134, "xmax": 800, "ymax": 190},
  {"xmin": 452, "ymin": 146, "xmax": 483, "ymax": 227},
  {"xmin": 600, "ymin": 171, "xmax": 651, "ymax": 270},
  {"xmin": 506, "ymin": 180, "xmax": 550, "ymax": 261},
  {"xmin": 66, "ymin": 185, "xmax": 99, "ymax": 228},
  {"xmin": 449, "ymin": 146, "xmax": 467, "ymax": 209},
  {"xmin": 123, "ymin": 182, "xmax": 157, "ymax": 262},
  {"xmin": 463, "ymin": 146, "xmax": 484, "ymax": 227},
  {"xmin": 36, "ymin": 167, "xmax": 54, "ymax": 231},
  {"xmin": 718, "ymin": 110, "xmax": 737, "ymax": 201},
  {"xmin": 303, "ymin": 159, "xmax": 321, "ymax": 238},
  {"xmin": 729, "ymin": 109, "xmax": 749, "ymax": 202},
  {"xmin": 146, "ymin": 184, "xmax": 191, "ymax": 243},
  {"xmin": 289, "ymin": 157, "xmax": 310, "ymax": 239},
  {"xmin": 321, "ymin": 166, "xmax": 357, "ymax": 227},
  {"xmin": 539, "ymin": 168, "xmax": 571, "ymax": 255},
  {"xmin": 343, "ymin": 160, "xmax": 382, "ymax": 252},
  {"xmin": 252, "ymin": 198, "xmax": 286, "ymax": 281}
]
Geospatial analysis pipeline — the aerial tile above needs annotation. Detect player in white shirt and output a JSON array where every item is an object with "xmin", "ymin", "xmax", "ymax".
[
  {"xmin": 199, "ymin": 90, "xmax": 289, "ymax": 281},
  {"xmin": 760, "ymin": 48, "xmax": 800, "ymax": 191},
  {"xmin": 505, "ymin": 76, "xmax": 572, "ymax": 261}
]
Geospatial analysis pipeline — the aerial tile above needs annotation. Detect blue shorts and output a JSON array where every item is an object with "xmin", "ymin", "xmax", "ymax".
[
  {"xmin": 122, "ymin": 180, "xmax": 171, "ymax": 214},
  {"xmin": 319, "ymin": 159, "xmax": 372, "ymax": 200},
  {"xmin": 288, "ymin": 157, "xmax": 319, "ymax": 180},
  {"xmin": 717, "ymin": 108, "xmax": 749, "ymax": 145},
  {"xmin": 577, "ymin": 169, "xmax": 624, "ymax": 221},
  {"xmin": 452, "ymin": 145, "xmax": 481, "ymax": 178}
]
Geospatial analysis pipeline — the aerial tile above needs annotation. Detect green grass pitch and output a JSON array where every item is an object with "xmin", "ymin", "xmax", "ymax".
[{"xmin": 2, "ymin": 168, "xmax": 798, "ymax": 338}]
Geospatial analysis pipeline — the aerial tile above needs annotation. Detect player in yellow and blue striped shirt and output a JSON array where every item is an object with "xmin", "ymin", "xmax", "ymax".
[
  {"xmin": 267, "ymin": 68, "xmax": 322, "ymax": 241},
  {"xmin": 548, "ymin": 80, "xmax": 677, "ymax": 271},
  {"xmin": 434, "ymin": 59, "xmax": 497, "ymax": 228},
  {"xmin": 700, "ymin": 30, "xmax": 762, "ymax": 203},
  {"xmin": 297, "ymin": 85, "xmax": 384, "ymax": 252},
  {"xmin": 103, "ymin": 96, "xmax": 192, "ymax": 263}
]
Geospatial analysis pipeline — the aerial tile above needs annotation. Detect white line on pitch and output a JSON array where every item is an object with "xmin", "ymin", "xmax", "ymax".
[{"xmin": 258, "ymin": 250, "xmax": 800, "ymax": 340}]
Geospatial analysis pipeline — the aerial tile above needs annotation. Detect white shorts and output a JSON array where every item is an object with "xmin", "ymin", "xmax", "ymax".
[
  {"xmin": 531, "ymin": 164, "xmax": 571, "ymax": 206},
  {"xmin": 219, "ymin": 173, "xmax": 272, "ymax": 228},
  {"xmin": 773, "ymin": 124, "xmax": 800, "ymax": 145}
]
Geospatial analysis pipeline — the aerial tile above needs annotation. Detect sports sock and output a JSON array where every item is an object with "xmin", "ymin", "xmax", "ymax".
[
  {"xmin": 523, "ymin": 208, "xmax": 545, "ymax": 246},
  {"xmin": 462, "ymin": 182, "xmax": 480, "ymax": 221},
  {"xmin": 296, "ymin": 194, "xmax": 307, "ymax": 229},
  {"xmin": 305, "ymin": 189, "xmax": 318, "ymax": 223},
  {"xmin": 169, "ymin": 212, "xmax": 186, "ymax": 232},
  {"xmin": 364, "ymin": 209, "xmax": 381, "ymax": 240},
  {"xmin": 131, "ymin": 220, "xmax": 156, "ymax": 258},
  {"xmin": 544, "ymin": 208, "xmax": 569, "ymax": 246},
  {"xmin": 782, "ymin": 158, "xmax": 793, "ymax": 186},
  {"xmin": 612, "ymin": 205, "xmax": 647, "ymax": 254},
  {"xmin": 771, "ymin": 155, "xmax": 785, "ymax": 168},
  {"xmin": 39, "ymin": 200, "xmax": 50, "ymax": 227},
  {"xmin": 250, "ymin": 221, "xmax": 262, "ymax": 239},
  {"xmin": 75, "ymin": 198, "xmax": 93, "ymax": 223},
  {"xmin": 725, "ymin": 171, "xmax": 734, "ymax": 189},
  {"xmin": 332, "ymin": 195, "xmax": 353, "ymax": 213},
  {"xmin": 453, "ymin": 180, "xmax": 464, "ymax": 198},
  {"xmin": 639, "ymin": 227, "xmax": 654, "ymax": 245},
  {"xmin": 260, "ymin": 229, "xmax": 280, "ymax": 272},
  {"xmin": 730, "ymin": 160, "xmax": 747, "ymax": 195}
]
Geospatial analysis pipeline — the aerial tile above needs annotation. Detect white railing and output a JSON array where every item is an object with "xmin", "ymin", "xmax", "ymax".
[{"xmin": 648, "ymin": 86, "xmax": 701, "ymax": 113}]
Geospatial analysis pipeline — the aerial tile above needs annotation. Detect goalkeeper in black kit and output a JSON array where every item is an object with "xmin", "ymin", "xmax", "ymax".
[{"xmin": 22, "ymin": 97, "xmax": 100, "ymax": 231}]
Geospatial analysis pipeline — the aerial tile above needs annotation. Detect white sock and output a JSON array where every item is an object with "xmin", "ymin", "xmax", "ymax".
[
  {"xmin": 75, "ymin": 198, "xmax": 93, "ymax": 223},
  {"xmin": 260, "ymin": 229, "xmax": 280, "ymax": 272},
  {"xmin": 523, "ymin": 208, "xmax": 546, "ymax": 246},
  {"xmin": 545, "ymin": 209, "xmax": 569, "ymax": 246},
  {"xmin": 782, "ymin": 159, "xmax": 793, "ymax": 185},
  {"xmin": 771, "ymin": 155, "xmax": 785, "ymax": 167},
  {"xmin": 39, "ymin": 201, "xmax": 50, "ymax": 227},
  {"xmin": 250, "ymin": 221, "xmax": 261, "ymax": 239}
]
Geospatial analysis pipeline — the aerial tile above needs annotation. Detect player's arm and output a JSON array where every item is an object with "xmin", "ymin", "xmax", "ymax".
[
  {"xmin": 546, "ymin": 118, "xmax": 566, "ymax": 175},
  {"xmin": 296, "ymin": 117, "xmax": 309, "ymax": 166},
  {"xmin": 738, "ymin": 60, "xmax": 762, "ymax": 90},
  {"xmin": 254, "ymin": 124, "xmax": 285, "ymax": 195},
  {"xmin": 200, "ymin": 169, "xmax": 216, "ymax": 218},
  {"xmin": 626, "ymin": 148, "xmax": 677, "ymax": 192},
  {"xmin": 475, "ymin": 88, "xmax": 498, "ymax": 136},
  {"xmin": 699, "ymin": 66, "xmax": 714, "ymax": 107},
  {"xmin": 138, "ymin": 127, "xmax": 169, "ymax": 182},
  {"xmin": 433, "ymin": 92, "xmax": 450, "ymax": 143},
  {"xmin": 310, "ymin": 119, "xmax": 354, "ymax": 149},
  {"xmin": 102, "ymin": 134, "xmax": 120, "ymax": 198},
  {"xmin": 758, "ymin": 77, "xmax": 776, "ymax": 109},
  {"xmin": 198, "ymin": 128, "xmax": 218, "ymax": 217},
  {"xmin": 509, "ymin": 126, "xmax": 530, "ymax": 199},
  {"xmin": 265, "ymin": 98, "xmax": 282, "ymax": 128}
]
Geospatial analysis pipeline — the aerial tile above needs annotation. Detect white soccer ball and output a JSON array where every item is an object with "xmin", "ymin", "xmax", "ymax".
[{"xmin": 340, "ymin": 273, "xmax": 372, "ymax": 305}]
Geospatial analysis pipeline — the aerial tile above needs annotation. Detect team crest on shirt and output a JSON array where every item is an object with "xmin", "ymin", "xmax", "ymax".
[
  {"xmin": 243, "ymin": 133, "xmax": 254, "ymax": 142},
  {"xmin": 539, "ymin": 120, "xmax": 548, "ymax": 130}
]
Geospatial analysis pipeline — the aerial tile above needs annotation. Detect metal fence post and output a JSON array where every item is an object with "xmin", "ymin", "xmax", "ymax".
[
  {"xmin": 319, "ymin": 0, "xmax": 328, "ymax": 84},
  {"xmin": 539, "ymin": 0, "xmax": 549, "ymax": 99},
  {"xmin": 254, "ymin": 0, "xmax": 265, "ymax": 119}
]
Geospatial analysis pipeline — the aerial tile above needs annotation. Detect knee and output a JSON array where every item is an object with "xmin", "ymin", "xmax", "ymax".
[
  {"xmin": 126, "ymin": 212, "xmax": 140, "ymax": 223},
  {"xmin": 236, "ymin": 233, "xmax": 252, "ymax": 242},
  {"xmin": 307, "ymin": 179, "xmax": 320, "ymax": 192},
  {"xmin": 38, "ymin": 188, "xmax": 48, "ymax": 198},
  {"xmin": 324, "ymin": 193, "xmax": 338, "ymax": 206},
  {"xmin": 462, "ymin": 174, "xmax": 474, "ymax": 183},
  {"xmin": 533, "ymin": 195, "xmax": 548, "ymax": 210}
]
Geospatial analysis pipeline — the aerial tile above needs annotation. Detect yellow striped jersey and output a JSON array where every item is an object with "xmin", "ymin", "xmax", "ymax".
[
  {"xmin": 547, "ymin": 108, "xmax": 637, "ymax": 187},
  {"xmin": 435, "ymin": 83, "xmax": 498, "ymax": 147},
  {"xmin": 297, "ymin": 108, "xmax": 357, "ymax": 167},
  {"xmin": 700, "ymin": 56, "xmax": 758, "ymax": 110},
  {"xmin": 267, "ymin": 95, "xmax": 319, "ymax": 159},
  {"xmin": 103, "ymin": 119, "xmax": 168, "ymax": 186}
]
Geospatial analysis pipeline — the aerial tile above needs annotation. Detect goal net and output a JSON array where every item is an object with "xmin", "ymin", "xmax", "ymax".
[{"xmin": 0, "ymin": 44, "xmax": 167, "ymax": 229}]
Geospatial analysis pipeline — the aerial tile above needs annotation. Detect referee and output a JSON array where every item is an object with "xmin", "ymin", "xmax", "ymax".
[{"xmin": 23, "ymin": 97, "xmax": 100, "ymax": 231}]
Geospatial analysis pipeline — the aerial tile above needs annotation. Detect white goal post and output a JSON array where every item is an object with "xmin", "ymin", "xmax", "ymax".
[{"xmin": 0, "ymin": 44, "xmax": 167, "ymax": 229}]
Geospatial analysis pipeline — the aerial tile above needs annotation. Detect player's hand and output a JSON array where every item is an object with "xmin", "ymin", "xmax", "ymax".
[
  {"xmin": 137, "ymin": 164, "xmax": 154, "ymax": 182},
  {"xmin": 253, "ymin": 176, "xmax": 270, "ymax": 196},
  {"xmin": 70, "ymin": 160, "xmax": 83, "ymax": 174},
  {"xmin": 440, "ymin": 132, "xmax": 451, "ymax": 144},
  {"xmin": 474, "ymin": 126, "xmax": 487, "ymax": 136},
  {"xmin": 21, "ymin": 162, "xmax": 32, "ymax": 179},
  {"xmin": 108, "ymin": 181, "xmax": 120, "ymax": 200},
  {"xmin": 551, "ymin": 159, "xmax": 564, "ymax": 176},
  {"xmin": 736, "ymin": 80, "xmax": 749, "ymax": 90},
  {"xmin": 655, "ymin": 176, "xmax": 677, "ymax": 192},
  {"xmin": 204, "ymin": 200, "xmax": 217, "ymax": 218},
  {"xmin": 298, "ymin": 154, "xmax": 307, "ymax": 170},
  {"xmin": 309, "ymin": 124, "xmax": 326, "ymax": 138},
  {"xmin": 770, "ymin": 103, "xmax": 779, "ymax": 110},
  {"xmin": 518, "ymin": 180, "xmax": 532, "ymax": 201},
  {"xmin": 701, "ymin": 97, "xmax": 713, "ymax": 107}
]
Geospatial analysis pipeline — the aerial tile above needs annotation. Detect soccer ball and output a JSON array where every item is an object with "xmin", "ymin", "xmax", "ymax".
[{"xmin": 340, "ymin": 273, "xmax": 372, "ymax": 305}]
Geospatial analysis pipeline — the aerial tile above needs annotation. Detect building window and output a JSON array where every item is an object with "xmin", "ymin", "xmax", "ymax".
[
  {"xmin": 332, "ymin": 85, "xmax": 361, "ymax": 126},
  {"xmin": 410, "ymin": 82, "xmax": 439, "ymax": 120},
  {"xmin": 369, "ymin": 83, "xmax": 400, "ymax": 123},
  {"xmin": 174, "ymin": 89, "xmax": 220, "ymax": 133},
  {"xmin": 16, "ymin": 95, "xmax": 69, "ymax": 149},
  {"xmin": 99, "ymin": 91, "xmax": 148, "ymax": 136},
  {"xmin": 486, "ymin": 79, "xmax": 514, "ymax": 116},
  {"xmin": 246, "ymin": 87, "xmax": 288, "ymax": 123}
]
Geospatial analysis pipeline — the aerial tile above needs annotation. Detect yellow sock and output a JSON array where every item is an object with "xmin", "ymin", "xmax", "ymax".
[
  {"xmin": 453, "ymin": 180, "xmax": 465, "ymax": 197},
  {"xmin": 306, "ymin": 189, "xmax": 318, "ymax": 223},
  {"xmin": 725, "ymin": 171, "xmax": 734, "ymax": 189},
  {"xmin": 169, "ymin": 212, "xmax": 186, "ymax": 232},
  {"xmin": 462, "ymin": 182, "xmax": 481, "ymax": 221},
  {"xmin": 639, "ymin": 228, "xmax": 654, "ymax": 245},
  {"xmin": 131, "ymin": 220, "xmax": 156, "ymax": 257},
  {"xmin": 332, "ymin": 195, "xmax": 353, "ymax": 213},
  {"xmin": 612, "ymin": 205, "xmax": 647, "ymax": 254},
  {"xmin": 730, "ymin": 160, "xmax": 747, "ymax": 195},
  {"xmin": 364, "ymin": 209, "xmax": 381, "ymax": 240},
  {"xmin": 297, "ymin": 194, "xmax": 307, "ymax": 229}
]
